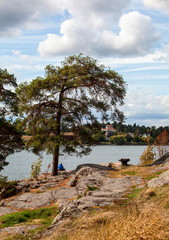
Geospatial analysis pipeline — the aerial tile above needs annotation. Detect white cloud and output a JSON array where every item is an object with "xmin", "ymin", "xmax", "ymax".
[
  {"xmin": 122, "ymin": 90, "xmax": 169, "ymax": 126},
  {"xmin": 0, "ymin": 0, "xmax": 64, "ymax": 37},
  {"xmin": 153, "ymin": 44, "xmax": 169, "ymax": 62},
  {"xmin": 123, "ymin": 65, "xmax": 169, "ymax": 72},
  {"xmin": 64, "ymin": 0, "xmax": 131, "ymax": 20},
  {"xmin": 142, "ymin": 0, "xmax": 169, "ymax": 13},
  {"xmin": 95, "ymin": 11, "xmax": 160, "ymax": 56},
  {"xmin": 38, "ymin": 7, "xmax": 159, "ymax": 58}
]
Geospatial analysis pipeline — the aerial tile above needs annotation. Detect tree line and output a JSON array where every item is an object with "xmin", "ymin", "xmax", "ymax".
[{"xmin": 92, "ymin": 123, "xmax": 169, "ymax": 145}]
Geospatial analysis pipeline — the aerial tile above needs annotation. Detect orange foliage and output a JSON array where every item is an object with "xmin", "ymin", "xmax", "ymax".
[{"xmin": 154, "ymin": 130, "xmax": 169, "ymax": 158}]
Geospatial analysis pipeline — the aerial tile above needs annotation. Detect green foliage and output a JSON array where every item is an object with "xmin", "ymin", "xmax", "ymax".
[
  {"xmin": 133, "ymin": 135, "xmax": 147, "ymax": 144},
  {"xmin": 126, "ymin": 188, "xmax": 142, "ymax": 199},
  {"xmin": 104, "ymin": 122, "xmax": 169, "ymax": 143},
  {"xmin": 0, "ymin": 176, "xmax": 17, "ymax": 199},
  {"xmin": 145, "ymin": 171, "xmax": 164, "ymax": 180},
  {"xmin": 109, "ymin": 135, "xmax": 126, "ymax": 145},
  {"xmin": 0, "ymin": 69, "xmax": 23, "ymax": 171},
  {"xmin": 140, "ymin": 145, "xmax": 156, "ymax": 165},
  {"xmin": 17, "ymin": 54, "xmax": 126, "ymax": 175},
  {"xmin": 92, "ymin": 133, "xmax": 106, "ymax": 143},
  {"xmin": 0, "ymin": 206, "xmax": 58, "ymax": 228},
  {"xmin": 31, "ymin": 157, "xmax": 42, "ymax": 180}
]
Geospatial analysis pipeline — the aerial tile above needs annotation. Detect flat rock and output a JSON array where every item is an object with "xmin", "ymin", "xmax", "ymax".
[
  {"xmin": 6, "ymin": 187, "xmax": 77, "ymax": 209},
  {"xmin": 0, "ymin": 207, "xmax": 17, "ymax": 216},
  {"xmin": 0, "ymin": 224, "xmax": 38, "ymax": 238},
  {"xmin": 77, "ymin": 196, "xmax": 114, "ymax": 209},
  {"xmin": 51, "ymin": 166, "xmax": 143, "ymax": 227}
]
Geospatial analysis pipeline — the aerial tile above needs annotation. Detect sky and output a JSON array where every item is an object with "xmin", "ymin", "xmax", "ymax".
[{"xmin": 1, "ymin": 0, "xmax": 169, "ymax": 127}]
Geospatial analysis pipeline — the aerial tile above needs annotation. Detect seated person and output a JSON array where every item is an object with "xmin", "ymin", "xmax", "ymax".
[{"xmin": 58, "ymin": 163, "xmax": 65, "ymax": 171}]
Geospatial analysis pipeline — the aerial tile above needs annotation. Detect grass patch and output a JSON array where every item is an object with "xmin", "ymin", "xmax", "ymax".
[
  {"xmin": 126, "ymin": 188, "xmax": 142, "ymax": 199},
  {"xmin": 123, "ymin": 171, "xmax": 137, "ymax": 176},
  {"xmin": 0, "ymin": 206, "xmax": 58, "ymax": 228},
  {"xmin": 145, "ymin": 175, "xmax": 157, "ymax": 180},
  {"xmin": 144, "ymin": 171, "xmax": 164, "ymax": 180}
]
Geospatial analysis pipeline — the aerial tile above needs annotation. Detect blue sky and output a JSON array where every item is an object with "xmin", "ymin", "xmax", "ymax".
[{"xmin": 1, "ymin": 0, "xmax": 169, "ymax": 127}]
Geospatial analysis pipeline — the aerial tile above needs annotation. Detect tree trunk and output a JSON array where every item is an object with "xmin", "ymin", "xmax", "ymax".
[
  {"xmin": 52, "ymin": 147, "xmax": 59, "ymax": 175},
  {"xmin": 52, "ymin": 83, "xmax": 65, "ymax": 176}
]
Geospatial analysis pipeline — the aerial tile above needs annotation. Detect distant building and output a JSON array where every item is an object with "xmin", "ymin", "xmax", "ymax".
[
  {"xmin": 62, "ymin": 132, "xmax": 74, "ymax": 140},
  {"xmin": 101, "ymin": 125, "xmax": 116, "ymax": 137}
]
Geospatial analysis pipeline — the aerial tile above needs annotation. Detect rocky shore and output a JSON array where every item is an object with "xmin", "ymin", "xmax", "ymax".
[{"xmin": 0, "ymin": 159, "xmax": 169, "ymax": 239}]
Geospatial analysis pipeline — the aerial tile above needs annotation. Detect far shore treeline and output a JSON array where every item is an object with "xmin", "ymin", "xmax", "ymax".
[
  {"xmin": 20, "ymin": 122, "xmax": 169, "ymax": 146},
  {"xmin": 91, "ymin": 122, "xmax": 169, "ymax": 145}
]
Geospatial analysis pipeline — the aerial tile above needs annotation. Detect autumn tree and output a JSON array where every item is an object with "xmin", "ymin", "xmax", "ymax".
[
  {"xmin": 0, "ymin": 69, "xmax": 23, "ymax": 171},
  {"xmin": 17, "ymin": 54, "xmax": 126, "ymax": 175},
  {"xmin": 154, "ymin": 130, "xmax": 169, "ymax": 159},
  {"xmin": 140, "ymin": 145, "xmax": 156, "ymax": 165}
]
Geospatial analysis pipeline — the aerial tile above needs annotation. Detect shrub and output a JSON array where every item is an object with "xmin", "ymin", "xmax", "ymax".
[
  {"xmin": 92, "ymin": 134, "xmax": 106, "ymax": 143},
  {"xmin": 140, "ymin": 145, "xmax": 156, "ymax": 165},
  {"xmin": 109, "ymin": 135, "xmax": 126, "ymax": 145},
  {"xmin": 30, "ymin": 157, "xmax": 42, "ymax": 180},
  {"xmin": 154, "ymin": 130, "xmax": 169, "ymax": 159},
  {"xmin": 0, "ymin": 175, "xmax": 17, "ymax": 199}
]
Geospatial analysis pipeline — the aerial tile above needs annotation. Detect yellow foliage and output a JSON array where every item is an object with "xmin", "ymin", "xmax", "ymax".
[{"xmin": 140, "ymin": 145, "xmax": 156, "ymax": 165}]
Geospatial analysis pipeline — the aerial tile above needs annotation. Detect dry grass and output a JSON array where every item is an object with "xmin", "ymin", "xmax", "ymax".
[
  {"xmin": 42, "ymin": 165, "xmax": 169, "ymax": 240},
  {"xmin": 66, "ymin": 205, "xmax": 169, "ymax": 240},
  {"xmin": 138, "ymin": 184, "xmax": 169, "ymax": 209},
  {"xmin": 107, "ymin": 164, "xmax": 168, "ymax": 182}
]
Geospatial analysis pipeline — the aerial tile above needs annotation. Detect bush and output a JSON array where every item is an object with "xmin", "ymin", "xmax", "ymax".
[
  {"xmin": 140, "ymin": 145, "xmax": 156, "ymax": 165},
  {"xmin": 92, "ymin": 134, "xmax": 106, "ymax": 143},
  {"xmin": 0, "ymin": 175, "xmax": 17, "ymax": 199},
  {"xmin": 154, "ymin": 130, "xmax": 169, "ymax": 159},
  {"xmin": 109, "ymin": 135, "xmax": 126, "ymax": 145},
  {"xmin": 31, "ymin": 157, "xmax": 42, "ymax": 180}
]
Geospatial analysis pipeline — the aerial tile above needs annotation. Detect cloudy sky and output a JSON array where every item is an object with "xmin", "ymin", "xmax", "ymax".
[{"xmin": 1, "ymin": 0, "xmax": 169, "ymax": 127}]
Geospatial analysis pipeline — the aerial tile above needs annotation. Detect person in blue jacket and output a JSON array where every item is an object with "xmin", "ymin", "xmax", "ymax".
[{"xmin": 58, "ymin": 163, "xmax": 65, "ymax": 171}]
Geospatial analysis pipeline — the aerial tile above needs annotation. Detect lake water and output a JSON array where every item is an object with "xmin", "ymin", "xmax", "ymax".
[{"xmin": 1, "ymin": 145, "xmax": 147, "ymax": 180}]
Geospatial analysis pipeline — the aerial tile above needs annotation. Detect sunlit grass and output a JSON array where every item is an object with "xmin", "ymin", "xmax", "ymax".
[{"xmin": 0, "ymin": 206, "xmax": 58, "ymax": 228}]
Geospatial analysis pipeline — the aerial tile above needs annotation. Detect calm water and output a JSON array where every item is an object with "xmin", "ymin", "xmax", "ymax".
[{"xmin": 1, "ymin": 145, "xmax": 147, "ymax": 180}]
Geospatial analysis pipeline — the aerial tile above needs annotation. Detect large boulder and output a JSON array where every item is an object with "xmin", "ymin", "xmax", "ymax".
[
  {"xmin": 74, "ymin": 163, "xmax": 116, "ymax": 173},
  {"xmin": 148, "ymin": 170, "xmax": 169, "ymax": 188},
  {"xmin": 151, "ymin": 152, "xmax": 169, "ymax": 165}
]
